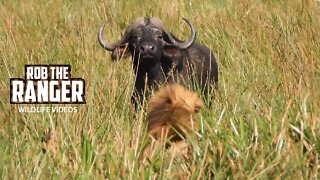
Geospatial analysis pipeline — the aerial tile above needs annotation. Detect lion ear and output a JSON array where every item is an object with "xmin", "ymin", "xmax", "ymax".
[{"xmin": 111, "ymin": 45, "xmax": 131, "ymax": 60}]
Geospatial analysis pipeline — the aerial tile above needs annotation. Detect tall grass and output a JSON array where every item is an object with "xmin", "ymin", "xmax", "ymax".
[{"xmin": 0, "ymin": 0, "xmax": 319, "ymax": 179}]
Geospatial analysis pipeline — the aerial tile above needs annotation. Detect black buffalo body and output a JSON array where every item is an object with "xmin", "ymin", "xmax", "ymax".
[{"xmin": 98, "ymin": 17, "xmax": 218, "ymax": 106}]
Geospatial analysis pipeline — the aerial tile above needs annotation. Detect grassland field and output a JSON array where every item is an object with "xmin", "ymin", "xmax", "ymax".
[{"xmin": 0, "ymin": 0, "xmax": 319, "ymax": 179}]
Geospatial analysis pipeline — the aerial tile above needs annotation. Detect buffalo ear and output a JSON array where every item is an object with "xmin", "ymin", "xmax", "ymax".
[
  {"xmin": 111, "ymin": 45, "xmax": 131, "ymax": 60},
  {"xmin": 163, "ymin": 45, "xmax": 183, "ymax": 70},
  {"xmin": 163, "ymin": 44, "xmax": 182, "ymax": 59}
]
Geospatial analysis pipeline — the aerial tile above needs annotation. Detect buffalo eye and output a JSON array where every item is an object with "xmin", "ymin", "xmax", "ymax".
[
  {"xmin": 157, "ymin": 35, "xmax": 163, "ymax": 39},
  {"xmin": 133, "ymin": 35, "xmax": 140, "ymax": 40}
]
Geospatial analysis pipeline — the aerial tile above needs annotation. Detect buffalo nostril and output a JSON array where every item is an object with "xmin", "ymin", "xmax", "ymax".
[{"xmin": 140, "ymin": 44, "xmax": 156, "ymax": 53}]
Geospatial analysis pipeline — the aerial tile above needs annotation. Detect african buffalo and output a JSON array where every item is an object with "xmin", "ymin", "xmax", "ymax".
[{"xmin": 98, "ymin": 17, "xmax": 218, "ymax": 106}]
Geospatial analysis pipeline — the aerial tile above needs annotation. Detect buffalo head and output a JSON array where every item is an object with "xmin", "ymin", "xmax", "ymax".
[{"xmin": 98, "ymin": 17, "xmax": 196, "ymax": 67}]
